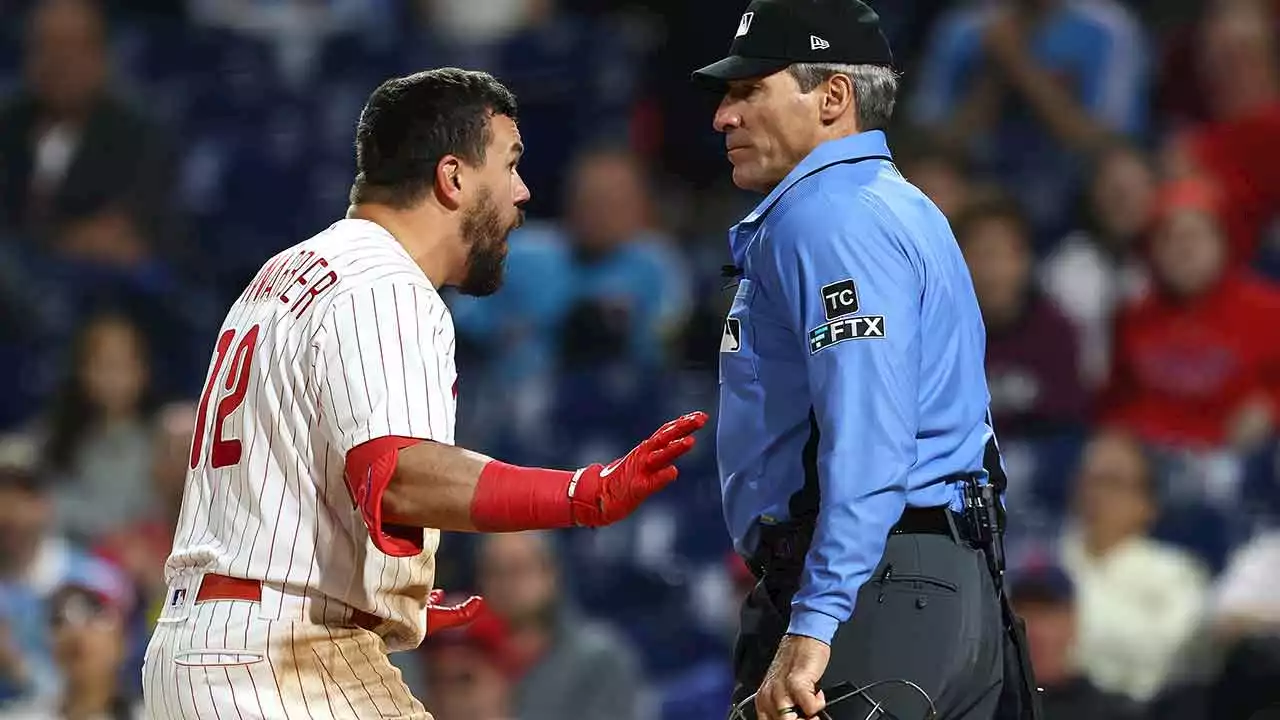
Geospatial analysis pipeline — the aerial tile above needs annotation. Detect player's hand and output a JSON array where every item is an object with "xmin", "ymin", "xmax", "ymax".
[
  {"xmin": 569, "ymin": 411, "xmax": 708, "ymax": 527},
  {"xmin": 425, "ymin": 589, "xmax": 485, "ymax": 636},
  {"xmin": 756, "ymin": 634, "xmax": 830, "ymax": 720}
]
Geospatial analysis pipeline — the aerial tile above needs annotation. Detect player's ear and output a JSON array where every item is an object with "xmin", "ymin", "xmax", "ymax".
[{"xmin": 434, "ymin": 155, "xmax": 465, "ymax": 209}]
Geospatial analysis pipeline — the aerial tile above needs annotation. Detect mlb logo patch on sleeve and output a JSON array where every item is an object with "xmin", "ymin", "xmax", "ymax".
[
  {"xmin": 820, "ymin": 279, "xmax": 859, "ymax": 320},
  {"xmin": 721, "ymin": 317, "xmax": 742, "ymax": 353}
]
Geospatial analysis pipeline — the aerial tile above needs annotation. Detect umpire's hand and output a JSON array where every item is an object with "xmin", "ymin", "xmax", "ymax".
[{"xmin": 757, "ymin": 634, "xmax": 830, "ymax": 720}]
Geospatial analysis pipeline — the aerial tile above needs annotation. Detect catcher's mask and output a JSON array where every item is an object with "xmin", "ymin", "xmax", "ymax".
[{"xmin": 728, "ymin": 679, "xmax": 938, "ymax": 720}]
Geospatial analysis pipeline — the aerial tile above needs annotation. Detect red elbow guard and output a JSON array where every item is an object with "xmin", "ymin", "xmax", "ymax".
[
  {"xmin": 344, "ymin": 436, "xmax": 427, "ymax": 557},
  {"xmin": 469, "ymin": 461, "xmax": 577, "ymax": 532}
]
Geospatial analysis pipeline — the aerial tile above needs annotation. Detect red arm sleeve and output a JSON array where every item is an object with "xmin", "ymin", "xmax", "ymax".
[{"xmin": 345, "ymin": 436, "xmax": 428, "ymax": 557}]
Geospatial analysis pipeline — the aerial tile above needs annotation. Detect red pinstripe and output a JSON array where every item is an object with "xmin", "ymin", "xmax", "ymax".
[
  {"xmin": 356, "ymin": 631, "xmax": 399, "ymax": 713},
  {"xmin": 172, "ymin": 624, "xmax": 186, "ymax": 720},
  {"xmin": 411, "ymin": 286, "xmax": 438, "ymax": 436},
  {"xmin": 290, "ymin": 624, "xmax": 318, "ymax": 720},
  {"xmin": 280, "ymin": 333, "xmax": 315, "ymax": 584},
  {"xmin": 332, "ymin": 628, "xmax": 386, "ymax": 716},
  {"xmin": 161, "ymin": 627, "xmax": 178, "ymax": 720},
  {"xmin": 204, "ymin": 603, "xmax": 227, "ymax": 720},
  {"xmin": 393, "ymin": 285, "xmax": 413, "ymax": 438},
  {"xmin": 265, "ymin": 621, "xmax": 291, "ymax": 720},
  {"xmin": 242, "ymin": 604, "xmax": 267, "ymax": 719}
]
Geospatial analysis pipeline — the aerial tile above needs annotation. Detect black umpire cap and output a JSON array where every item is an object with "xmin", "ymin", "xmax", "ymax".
[{"xmin": 692, "ymin": 0, "xmax": 893, "ymax": 91}]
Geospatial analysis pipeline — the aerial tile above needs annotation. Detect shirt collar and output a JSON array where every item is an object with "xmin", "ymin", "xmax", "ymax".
[{"xmin": 739, "ymin": 130, "xmax": 892, "ymax": 226}]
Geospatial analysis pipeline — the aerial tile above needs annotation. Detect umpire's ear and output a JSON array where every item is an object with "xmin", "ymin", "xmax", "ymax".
[
  {"xmin": 434, "ymin": 155, "xmax": 466, "ymax": 209},
  {"xmin": 818, "ymin": 72, "xmax": 855, "ymax": 127}
]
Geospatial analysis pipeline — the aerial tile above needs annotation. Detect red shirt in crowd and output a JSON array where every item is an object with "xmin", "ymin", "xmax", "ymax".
[
  {"xmin": 1184, "ymin": 102, "xmax": 1280, "ymax": 266},
  {"xmin": 1101, "ymin": 273, "xmax": 1280, "ymax": 448}
]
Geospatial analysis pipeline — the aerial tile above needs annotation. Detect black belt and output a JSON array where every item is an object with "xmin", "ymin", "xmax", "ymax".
[
  {"xmin": 891, "ymin": 505, "xmax": 966, "ymax": 539},
  {"xmin": 748, "ymin": 505, "xmax": 971, "ymax": 580}
]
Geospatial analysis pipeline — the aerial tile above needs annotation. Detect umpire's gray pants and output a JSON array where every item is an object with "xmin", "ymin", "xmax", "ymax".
[{"xmin": 731, "ymin": 533, "xmax": 1004, "ymax": 719}]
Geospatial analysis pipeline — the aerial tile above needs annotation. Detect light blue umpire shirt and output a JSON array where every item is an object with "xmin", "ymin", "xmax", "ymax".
[{"xmin": 717, "ymin": 129, "xmax": 998, "ymax": 644}]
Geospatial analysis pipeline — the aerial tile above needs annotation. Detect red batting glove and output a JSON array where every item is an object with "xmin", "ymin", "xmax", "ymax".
[
  {"xmin": 568, "ymin": 411, "xmax": 708, "ymax": 527},
  {"xmin": 425, "ymin": 588, "xmax": 485, "ymax": 636}
]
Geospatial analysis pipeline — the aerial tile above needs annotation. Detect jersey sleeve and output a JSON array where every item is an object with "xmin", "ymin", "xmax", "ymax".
[
  {"xmin": 316, "ymin": 280, "xmax": 454, "ymax": 556},
  {"xmin": 760, "ymin": 190, "xmax": 922, "ymax": 644},
  {"xmin": 317, "ymin": 282, "xmax": 453, "ymax": 453}
]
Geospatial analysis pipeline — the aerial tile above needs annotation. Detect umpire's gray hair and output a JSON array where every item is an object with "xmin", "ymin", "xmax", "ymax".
[{"xmin": 786, "ymin": 63, "xmax": 900, "ymax": 132}]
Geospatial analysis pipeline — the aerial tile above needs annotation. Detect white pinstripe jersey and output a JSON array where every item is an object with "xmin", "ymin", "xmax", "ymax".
[{"xmin": 166, "ymin": 218, "xmax": 454, "ymax": 651}]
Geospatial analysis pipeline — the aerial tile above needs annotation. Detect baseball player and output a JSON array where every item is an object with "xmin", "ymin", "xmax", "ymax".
[{"xmin": 140, "ymin": 68, "xmax": 707, "ymax": 719}]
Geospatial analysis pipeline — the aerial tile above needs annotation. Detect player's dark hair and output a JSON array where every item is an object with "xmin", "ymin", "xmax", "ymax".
[{"xmin": 349, "ymin": 68, "xmax": 519, "ymax": 209}]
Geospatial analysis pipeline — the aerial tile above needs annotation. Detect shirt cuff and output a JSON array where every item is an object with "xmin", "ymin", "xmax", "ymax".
[{"xmin": 786, "ymin": 606, "xmax": 840, "ymax": 645}]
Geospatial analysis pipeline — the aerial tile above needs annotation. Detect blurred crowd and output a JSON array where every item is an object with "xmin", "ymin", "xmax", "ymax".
[{"xmin": 0, "ymin": 0, "xmax": 1279, "ymax": 718}]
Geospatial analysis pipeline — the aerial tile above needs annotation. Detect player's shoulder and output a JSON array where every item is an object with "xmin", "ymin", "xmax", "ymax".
[
  {"xmin": 311, "ymin": 219, "xmax": 420, "ymax": 272},
  {"xmin": 303, "ymin": 219, "xmax": 442, "ymax": 298}
]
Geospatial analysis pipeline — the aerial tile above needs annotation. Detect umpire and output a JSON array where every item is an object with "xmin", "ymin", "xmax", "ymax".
[{"xmin": 693, "ymin": 2, "xmax": 1041, "ymax": 719}]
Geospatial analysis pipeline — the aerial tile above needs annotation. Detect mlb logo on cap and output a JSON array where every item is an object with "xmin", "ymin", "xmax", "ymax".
[{"xmin": 692, "ymin": 0, "xmax": 894, "ymax": 90}]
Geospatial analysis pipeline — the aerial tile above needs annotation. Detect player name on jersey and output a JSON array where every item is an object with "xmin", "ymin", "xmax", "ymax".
[{"xmin": 240, "ymin": 246, "xmax": 341, "ymax": 318}]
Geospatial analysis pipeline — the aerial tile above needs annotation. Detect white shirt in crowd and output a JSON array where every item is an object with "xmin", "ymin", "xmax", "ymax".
[
  {"xmin": 1059, "ymin": 527, "xmax": 1209, "ymax": 702},
  {"xmin": 1040, "ymin": 231, "xmax": 1149, "ymax": 388}
]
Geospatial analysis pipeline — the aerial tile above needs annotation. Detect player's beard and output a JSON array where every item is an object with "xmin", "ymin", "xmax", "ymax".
[{"xmin": 458, "ymin": 188, "xmax": 518, "ymax": 297}]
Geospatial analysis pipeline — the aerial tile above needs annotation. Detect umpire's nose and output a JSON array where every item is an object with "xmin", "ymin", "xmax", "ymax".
[{"xmin": 713, "ymin": 95, "xmax": 742, "ymax": 134}]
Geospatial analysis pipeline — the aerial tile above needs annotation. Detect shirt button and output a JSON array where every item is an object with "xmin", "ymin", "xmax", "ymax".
[{"xmin": 916, "ymin": 596, "xmax": 928, "ymax": 609}]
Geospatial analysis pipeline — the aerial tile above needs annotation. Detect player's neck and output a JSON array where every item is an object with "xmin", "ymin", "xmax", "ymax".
[{"xmin": 346, "ymin": 203, "xmax": 460, "ymax": 289}]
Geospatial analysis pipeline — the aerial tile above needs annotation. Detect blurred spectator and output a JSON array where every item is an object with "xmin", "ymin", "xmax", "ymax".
[
  {"xmin": 0, "ymin": 580, "xmax": 139, "ymax": 719},
  {"xmin": 1164, "ymin": 0, "xmax": 1280, "ymax": 268},
  {"xmin": 38, "ymin": 312, "xmax": 157, "ymax": 544},
  {"xmin": 1009, "ymin": 563, "xmax": 1142, "ymax": 720},
  {"xmin": 450, "ymin": 147, "xmax": 688, "ymax": 462},
  {"xmin": 452, "ymin": 147, "xmax": 689, "ymax": 378},
  {"xmin": 421, "ymin": 608, "xmax": 516, "ymax": 720},
  {"xmin": 895, "ymin": 130, "xmax": 978, "ymax": 221},
  {"xmin": 955, "ymin": 195, "xmax": 1087, "ymax": 437},
  {"xmin": 0, "ymin": 438, "xmax": 127, "ymax": 706},
  {"xmin": 423, "ymin": 0, "xmax": 542, "ymax": 45},
  {"xmin": 1042, "ymin": 143, "xmax": 1155, "ymax": 387},
  {"xmin": 650, "ymin": 545, "xmax": 747, "ymax": 712},
  {"xmin": 400, "ymin": 0, "xmax": 648, "ymax": 219},
  {"xmin": 0, "ymin": 0, "xmax": 181, "ymax": 266},
  {"xmin": 1101, "ymin": 179, "xmax": 1280, "ymax": 451},
  {"xmin": 911, "ymin": 0, "xmax": 1148, "ymax": 240},
  {"xmin": 476, "ymin": 532, "xmax": 643, "ymax": 720},
  {"xmin": 186, "ymin": 0, "xmax": 397, "ymax": 87},
  {"xmin": 1208, "ymin": 529, "xmax": 1280, "ymax": 645},
  {"xmin": 556, "ymin": 147, "xmax": 689, "ymax": 370},
  {"xmin": 93, "ymin": 401, "xmax": 195, "ymax": 625},
  {"xmin": 1059, "ymin": 431, "xmax": 1209, "ymax": 702}
]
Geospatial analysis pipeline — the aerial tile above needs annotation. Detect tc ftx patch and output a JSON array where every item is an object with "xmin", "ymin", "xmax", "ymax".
[
  {"xmin": 820, "ymin": 279, "xmax": 859, "ymax": 320},
  {"xmin": 808, "ymin": 315, "xmax": 885, "ymax": 354}
]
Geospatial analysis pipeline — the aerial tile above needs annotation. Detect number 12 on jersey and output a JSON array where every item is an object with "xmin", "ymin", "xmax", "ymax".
[{"xmin": 190, "ymin": 324, "xmax": 261, "ymax": 470}]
